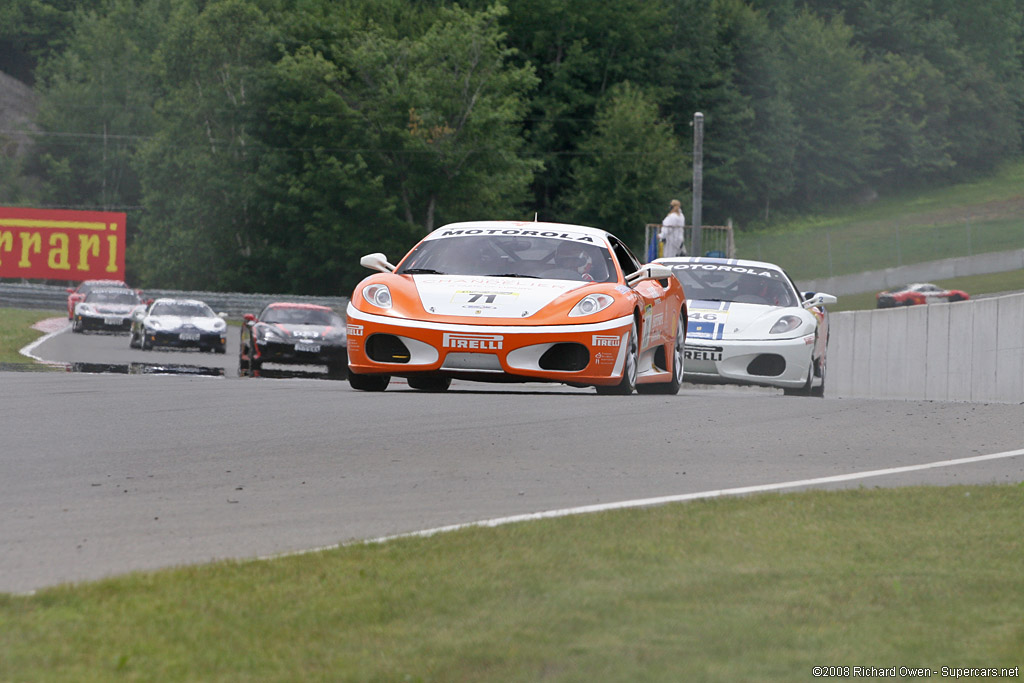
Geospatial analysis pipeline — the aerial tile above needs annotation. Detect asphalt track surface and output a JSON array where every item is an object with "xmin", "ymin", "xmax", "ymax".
[{"xmin": 2, "ymin": 320, "xmax": 1022, "ymax": 594}]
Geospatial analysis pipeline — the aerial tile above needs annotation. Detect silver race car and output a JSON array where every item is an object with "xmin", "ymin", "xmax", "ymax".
[{"xmin": 657, "ymin": 256, "xmax": 836, "ymax": 396}]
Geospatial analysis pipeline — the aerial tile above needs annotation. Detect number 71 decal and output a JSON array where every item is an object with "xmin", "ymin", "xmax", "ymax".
[{"xmin": 453, "ymin": 290, "xmax": 519, "ymax": 305}]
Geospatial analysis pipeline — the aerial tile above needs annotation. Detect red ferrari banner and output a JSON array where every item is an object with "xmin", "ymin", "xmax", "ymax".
[{"xmin": 0, "ymin": 206, "xmax": 126, "ymax": 281}]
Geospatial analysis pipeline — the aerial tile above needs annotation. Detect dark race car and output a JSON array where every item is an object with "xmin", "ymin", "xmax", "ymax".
[
  {"xmin": 876, "ymin": 283, "xmax": 969, "ymax": 308},
  {"xmin": 239, "ymin": 302, "xmax": 348, "ymax": 377},
  {"xmin": 72, "ymin": 288, "xmax": 144, "ymax": 333}
]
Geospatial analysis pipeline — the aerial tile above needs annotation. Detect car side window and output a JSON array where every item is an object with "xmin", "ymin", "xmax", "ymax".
[{"xmin": 607, "ymin": 235, "xmax": 640, "ymax": 277}]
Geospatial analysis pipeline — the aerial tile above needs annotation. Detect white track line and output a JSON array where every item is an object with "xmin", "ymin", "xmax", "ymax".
[
  {"xmin": 265, "ymin": 447, "xmax": 1024, "ymax": 560},
  {"xmin": 19, "ymin": 318, "xmax": 69, "ymax": 364}
]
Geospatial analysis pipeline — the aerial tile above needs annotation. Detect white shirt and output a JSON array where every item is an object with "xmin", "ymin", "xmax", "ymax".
[{"xmin": 660, "ymin": 210, "xmax": 686, "ymax": 257}]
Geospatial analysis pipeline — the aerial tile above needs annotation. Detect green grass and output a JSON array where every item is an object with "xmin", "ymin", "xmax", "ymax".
[
  {"xmin": 1, "ymin": 486, "xmax": 1022, "ymax": 681},
  {"xmin": 0, "ymin": 308, "xmax": 64, "ymax": 366},
  {"xmin": 735, "ymin": 159, "xmax": 1024, "ymax": 280}
]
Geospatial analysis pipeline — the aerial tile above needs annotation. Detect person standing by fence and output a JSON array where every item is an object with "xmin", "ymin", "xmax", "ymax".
[{"xmin": 660, "ymin": 199, "xmax": 687, "ymax": 257}]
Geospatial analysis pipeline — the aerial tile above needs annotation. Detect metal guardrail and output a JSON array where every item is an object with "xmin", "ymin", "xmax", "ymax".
[{"xmin": 0, "ymin": 282, "xmax": 349, "ymax": 319}]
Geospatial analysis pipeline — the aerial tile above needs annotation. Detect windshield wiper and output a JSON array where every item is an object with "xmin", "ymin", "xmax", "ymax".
[
  {"xmin": 400, "ymin": 268, "xmax": 446, "ymax": 275},
  {"xmin": 485, "ymin": 273, "xmax": 540, "ymax": 278}
]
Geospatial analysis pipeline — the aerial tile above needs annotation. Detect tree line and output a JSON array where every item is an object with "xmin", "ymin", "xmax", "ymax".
[{"xmin": 1, "ymin": 0, "xmax": 1021, "ymax": 293}]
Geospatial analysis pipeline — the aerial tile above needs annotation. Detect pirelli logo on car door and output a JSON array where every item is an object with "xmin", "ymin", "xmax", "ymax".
[{"xmin": 0, "ymin": 206, "xmax": 126, "ymax": 281}]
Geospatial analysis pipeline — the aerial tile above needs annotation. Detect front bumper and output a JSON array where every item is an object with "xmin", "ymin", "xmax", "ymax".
[
  {"xmin": 346, "ymin": 305, "xmax": 634, "ymax": 385},
  {"xmin": 146, "ymin": 329, "xmax": 226, "ymax": 349},
  {"xmin": 76, "ymin": 313, "xmax": 132, "ymax": 331},
  {"xmin": 255, "ymin": 340, "xmax": 347, "ymax": 366},
  {"xmin": 683, "ymin": 335, "xmax": 815, "ymax": 389}
]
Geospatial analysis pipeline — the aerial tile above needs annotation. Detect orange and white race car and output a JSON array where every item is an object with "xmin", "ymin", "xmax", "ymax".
[{"xmin": 346, "ymin": 220, "xmax": 688, "ymax": 394}]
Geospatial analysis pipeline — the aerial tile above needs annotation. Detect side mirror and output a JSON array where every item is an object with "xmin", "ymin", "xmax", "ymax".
[
  {"xmin": 217, "ymin": 312, "xmax": 228, "ymax": 319},
  {"xmin": 360, "ymin": 253, "xmax": 395, "ymax": 273},
  {"xmin": 625, "ymin": 263, "xmax": 674, "ymax": 287},
  {"xmin": 802, "ymin": 292, "xmax": 837, "ymax": 308}
]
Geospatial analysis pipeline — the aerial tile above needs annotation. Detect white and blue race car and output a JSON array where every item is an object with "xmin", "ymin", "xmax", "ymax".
[{"xmin": 656, "ymin": 256, "xmax": 836, "ymax": 396}]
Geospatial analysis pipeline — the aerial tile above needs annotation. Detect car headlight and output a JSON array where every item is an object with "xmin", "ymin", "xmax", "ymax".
[
  {"xmin": 569, "ymin": 293, "xmax": 614, "ymax": 317},
  {"xmin": 258, "ymin": 325, "xmax": 289, "ymax": 342},
  {"xmin": 362, "ymin": 284, "xmax": 393, "ymax": 309},
  {"xmin": 769, "ymin": 315, "xmax": 803, "ymax": 334},
  {"xmin": 77, "ymin": 305, "xmax": 93, "ymax": 314},
  {"xmin": 213, "ymin": 319, "xmax": 226, "ymax": 331},
  {"xmin": 144, "ymin": 319, "xmax": 162, "ymax": 331}
]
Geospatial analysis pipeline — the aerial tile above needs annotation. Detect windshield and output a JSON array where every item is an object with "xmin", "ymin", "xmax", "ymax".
[
  {"xmin": 150, "ymin": 302, "xmax": 215, "ymax": 317},
  {"xmin": 85, "ymin": 290, "xmax": 140, "ymax": 304},
  {"xmin": 262, "ymin": 307, "xmax": 341, "ymax": 326},
  {"xmin": 396, "ymin": 234, "xmax": 617, "ymax": 283},
  {"xmin": 669, "ymin": 263, "xmax": 799, "ymax": 307}
]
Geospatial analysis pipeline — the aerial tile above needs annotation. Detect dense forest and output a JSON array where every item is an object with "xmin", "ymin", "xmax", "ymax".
[{"xmin": 1, "ymin": 0, "xmax": 1022, "ymax": 293}]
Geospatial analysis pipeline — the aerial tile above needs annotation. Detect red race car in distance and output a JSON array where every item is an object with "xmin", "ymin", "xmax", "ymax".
[
  {"xmin": 66, "ymin": 279, "xmax": 135, "ymax": 319},
  {"xmin": 876, "ymin": 282, "xmax": 969, "ymax": 308}
]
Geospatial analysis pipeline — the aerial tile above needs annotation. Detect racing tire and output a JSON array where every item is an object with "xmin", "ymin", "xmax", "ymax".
[
  {"xmin": 327, "ymin": 361, "xmax": 348, "ymax": 380},
  {"xmin": 72, "ymin": 318, "xmax": 82, "ymax": 333},
  {"xmin": 596, "ymin": 319, "xmax": 638, "ymax": 396},
  {"xmin": 638, "ymin": 313, "xmax": 684, "ymax": 395},
  {"xmin": 215, "ymin": 343, "xmax": 226, "ymax": 355},
  {"xmin": 140, "ymin": 332, "xmax": 151, "ymax": 351},
  {"xmin": 810, "ymin": 356, "xmax": 826, "ymax": 398},
  {"xmin": 784, "ymin": 361, "xmax": 815, "ymax": 397},
  {"xmin": 407, "ymin": 375, "xmax": 452, "ymax": 392},
  {"xmin": 348, "ymin": 372, "xmax": 390, "ymax": 392}
]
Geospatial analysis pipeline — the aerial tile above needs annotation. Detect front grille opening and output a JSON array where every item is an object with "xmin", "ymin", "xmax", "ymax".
[
  {"xmin": 366, "ymin": 334, "xmax": 411, "ymax": 363},
  {"xmin": 747, "ymin": 354, "xmax": 786, "ymax": 377},
  {"xmin": 539, "ymin": 343, "xmax": 590, "ymax": 371}
]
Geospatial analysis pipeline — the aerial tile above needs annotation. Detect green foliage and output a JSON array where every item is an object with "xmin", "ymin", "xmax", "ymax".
[
  {"xmin": 0, "ymin": 0, "xmax": 106, "ymax": 81},
  {"xmin": 10, "ymin": 0, "xmax": 1024, "ymax": 292},
  {"xmin": 131, "ymin": 0, "xmax": 277, "ymax": 290},
  {"xmin": 564, "ymin": 82, "xmax": 685, "ymax": 244},
  {"xmin": 493, "ymin": 0, "xmax": 677, "ymax": 219}
]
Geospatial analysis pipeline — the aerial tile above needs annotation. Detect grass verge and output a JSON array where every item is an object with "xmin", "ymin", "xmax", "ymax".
[
  {"xmin": 1, "ymin": 486, "xmax": 1021, "ymax": 681},
  {"xmin": 0, "ymin": 308, "xmax": 64, "ymax": 366},
  {"xmin": 735, "ymin": 159, "xmax": 1024, "ymax": 280}
]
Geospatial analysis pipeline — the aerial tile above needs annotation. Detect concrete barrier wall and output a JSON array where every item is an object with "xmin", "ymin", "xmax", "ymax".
[
  {"xmin": 797, "ymin": 248, "xmax": 1024, "ymax": 296},
  {"xmin": 828, "ymin": 292, "xmax": 1024, "ymax": 403}
]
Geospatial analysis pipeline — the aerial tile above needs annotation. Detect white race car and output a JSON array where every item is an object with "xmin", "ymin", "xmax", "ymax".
[
  {"xmin": 72, "ymin": 288, "xmax": 145, "ymax": 333},
  {"xmin": 656, "ymin": 256, "xmax": 836, "ymax": 396},
  {"xmin": 129, "ymin": 298, "xmax": 228, "ymax": 353}
]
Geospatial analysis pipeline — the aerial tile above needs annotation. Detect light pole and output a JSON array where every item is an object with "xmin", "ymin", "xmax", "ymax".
[{"xmin": 691, "ymin": 112, "xmax": 704, "ymax": 257}]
